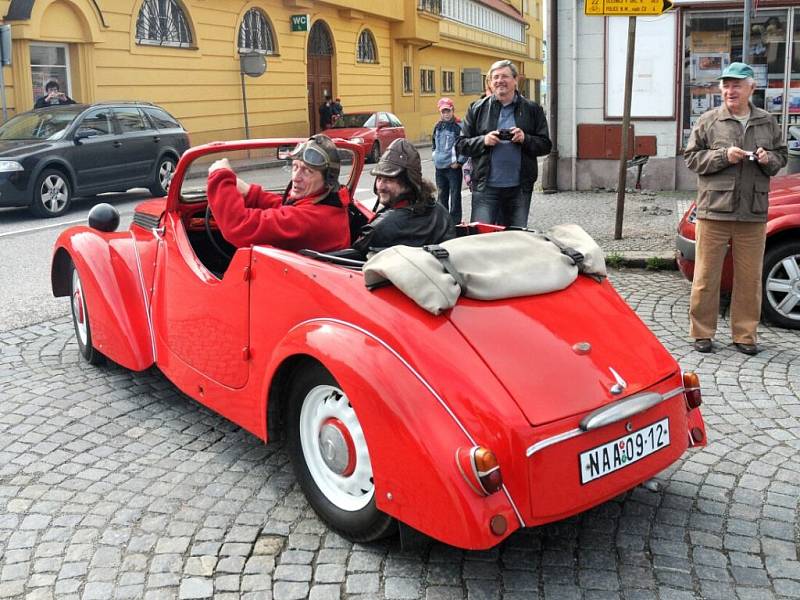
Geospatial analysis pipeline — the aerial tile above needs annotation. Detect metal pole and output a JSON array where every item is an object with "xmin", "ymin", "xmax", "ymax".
[
  {"xmin": 543, "ymin": 0, "xmax": 559, "ymax": 193},
  {"xmin": 743, "ymin": 0, "xmax": 752, "ymax": 63},
  {"xmin": 0, "ymin": 63, "xmax": 7, "ymax": 123},
  {"xmin": 240, "ymin": 71, "xmax": 250, "ymax": 139},
  {"xmin": 614, "ymin": 16, "xmax": 636, "ymax": 240}
]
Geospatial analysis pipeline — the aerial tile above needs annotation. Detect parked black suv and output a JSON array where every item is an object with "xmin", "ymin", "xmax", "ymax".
[{"xmin": 0, "ymin": 102, "xmax": 189, "ymax": 217}]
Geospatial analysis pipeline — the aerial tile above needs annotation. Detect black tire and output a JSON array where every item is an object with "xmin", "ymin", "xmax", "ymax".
[
  {"xmin": 149, "ymin": 155, "xmax": 177, "ymax": 197},
  {"xmin": 368, "ymin": 141, "xmax": 380, "ymax": 164},
  {"xmin": 30, "ymin": 168, "xmax": 72, "ymax": 218},
  {"xmin": 762, "ymin": 240, "xmax": 800, "ymax": 329},
  {"xmin": 286, "ymin": 362, "xmax": 395, "ymax": 542},
  {"xmin": 70, "ymin": 266, "xmax": 105, "ymax": 365}
]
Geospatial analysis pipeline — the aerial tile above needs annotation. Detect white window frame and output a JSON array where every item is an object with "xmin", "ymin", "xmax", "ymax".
[
  {"xmin": 29, "ymin": 43, "xmax": 73, "ymax": 101},
  {"xmin": 136, "ymin": 0, "xmax": 193, "ymax": 48}
]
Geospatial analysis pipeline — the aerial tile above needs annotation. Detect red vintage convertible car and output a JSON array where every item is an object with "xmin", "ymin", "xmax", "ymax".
[
  {"xmin": 676, "ymin": 174, "xmax": 800, "ymax": 329},
  {"xmin": 52, "ymin": 139, "xmax": 706, "ymax": 550}
]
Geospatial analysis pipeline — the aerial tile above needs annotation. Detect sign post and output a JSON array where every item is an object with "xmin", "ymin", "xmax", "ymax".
[
  {"xmin": 584, "ymin": 0, "xmax": 673, "ymax": 239},
  {"xmin": 0, "ymin": 25, "xmax": 11, "ymax": 123}
]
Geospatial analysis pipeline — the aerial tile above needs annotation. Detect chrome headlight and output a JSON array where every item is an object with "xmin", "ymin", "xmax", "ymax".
[{"xmin": 0, "ymin": 160, "xmax": 23, "ymax": 173}]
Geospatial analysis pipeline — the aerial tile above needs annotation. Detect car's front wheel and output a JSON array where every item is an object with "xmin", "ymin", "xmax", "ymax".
[
  {"xmin": 70, "ymin": 266, "xmax": 105, "ymax": 365},
  {"xmin": 149, "ymin": 156, "xmax": 176, "ymax": 197},
  {"xmin": 286, "ymin": 362, "xmax": 395, "ymax": 542},
  {"xmin": 762, "ymin": 240, "xmax": 800, "ymax": 329},
  {"xmin": 31, "ymin": 169, "xmax": 72, "ymax": 217}
]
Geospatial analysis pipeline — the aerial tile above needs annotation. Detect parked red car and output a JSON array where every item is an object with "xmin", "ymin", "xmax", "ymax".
[
  {"xmin": 326, "ymin": 111, "xmax": 405, "ymax": 163},
  {"xmin": 52, "ymin": 138, "xmax": 705, "ymax": 550},
  {"xmin": 676, "ymin": 174, "xmax": 800, "ymax": 329}
]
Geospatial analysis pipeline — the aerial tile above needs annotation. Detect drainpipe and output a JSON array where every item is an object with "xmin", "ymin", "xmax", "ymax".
[{"xmin": 543, "ymin": 0, "xmax": 559, "ymax": 193}]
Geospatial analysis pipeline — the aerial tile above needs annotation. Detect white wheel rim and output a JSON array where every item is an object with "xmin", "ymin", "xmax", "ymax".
[
  {"xmin": 71, "ymin": 270, "xmax": 88, "ymax": 346},
  {"xmin": 765, "ymin": 253, "xmax": 800, "ymax": 322},
  {"xmin": 41, "ymin": 175, "xmax": 68, "ymax": 213},
  {"xmin": 299, "ymin": 384, "xmax": 374, "ymax": 511},
  {"xmin": 159, "ymin": 161, "xmax": 174, "ymax": 190}
]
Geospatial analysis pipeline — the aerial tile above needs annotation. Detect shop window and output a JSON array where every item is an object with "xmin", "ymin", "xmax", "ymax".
[
  {"xmin": 136, "ymin": 0, "xmax": 193, "ymax": 48},
  {"xmin": 403, "ymin": 64, "xmax": 413, "ymax": 93},
  {"xmin": 682, "ymin": 10, "xmax": 789, "ymax": 147},
  {"xmin": 420, "ymin": 68, "xmax": 435, "ymax": 94},
  {"xmin": 238, "ymin": 8, "xmax": 276, "ymax": 55},
  {"xmin": 30, "ymin": 44, "xmax": 72, "ymax": 104},
  {"xmin": 442, "ymin": 70, "xmax": 455, "ymax": 93},
  {"xmin": 357, "ymin": 29, "xmax": 378, "ymax": 64}
]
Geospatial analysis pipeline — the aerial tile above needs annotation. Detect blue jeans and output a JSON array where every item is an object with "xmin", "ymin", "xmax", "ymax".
[
  {"xmin": 470, "ymin": 185, "xmax": 533, "ymax": 227},
  {"xmin": 435, "ymin": 167, "xmax": 463, "ymax": 224}
]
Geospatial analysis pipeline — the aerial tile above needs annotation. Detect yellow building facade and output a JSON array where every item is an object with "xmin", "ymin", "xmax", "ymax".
[{"xmin": 0, "ymin": 0, "xmax": 543, "ymax": 144}]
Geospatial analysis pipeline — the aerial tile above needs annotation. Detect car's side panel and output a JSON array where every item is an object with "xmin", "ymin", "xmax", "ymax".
[
  {"xmin": 51, "ymin": 227, "xmax": 154, "ymax": 371},
  {"xmin": 766, "ymin": 213, "xmax": 800, "ymax": 238}
]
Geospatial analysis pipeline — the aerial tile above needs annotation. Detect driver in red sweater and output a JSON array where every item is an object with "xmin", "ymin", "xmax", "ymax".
[{"xmin": 207, "ymin": 134, "xmax": 351, "ymax": 252}]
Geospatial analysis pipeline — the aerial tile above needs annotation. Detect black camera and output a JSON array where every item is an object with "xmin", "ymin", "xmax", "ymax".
[{"xmin": 497, "ymin": 128, "xmax": 514, "ymax": 141}]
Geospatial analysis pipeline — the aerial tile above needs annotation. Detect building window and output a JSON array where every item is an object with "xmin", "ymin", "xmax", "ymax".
[
  {"xmin": 461, "ymin": 67, "xmax": 482, "ymax": 94},
  {"xmin": 681, "ymin": 9, "xmax": 793, "ymax": 147},
  {"xmin": 418, "ymin": 0, "xmax": 442, "ymax": 15},
  {"xmin": 238, "ymin": 8, "xmax": 276, "ymax": 55},
  {"xmin": 403, "ymin": 64, "xmax": 413, "ymax": 93},
  {"xmin": 356, "ymin": 29, "xmax": 378, "ymax": 63},
  {"xmin": 442, "ymin": 70, "xmax": 455, "ymax": 93},
  {"xmin": 420, "ymin": 68, "xmax": 435, "ymax": 94},
  {"xmin": 30, "ymin": 44, "xmax": 71, "ymax": 104},
  {"xmin": 309, "ymin": 21, "xmax": 334, "ymax": 56},
  {"xmin": 136, "ymin": 0, "xmax": 193, "ymax": 47}
]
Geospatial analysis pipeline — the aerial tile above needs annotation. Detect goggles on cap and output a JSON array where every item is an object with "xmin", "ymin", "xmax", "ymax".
[{"xmin": 289, "ymin": 139, "xmax": 330, "ymax": 170}]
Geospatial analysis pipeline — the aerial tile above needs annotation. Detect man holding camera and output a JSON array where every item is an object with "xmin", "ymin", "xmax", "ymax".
[
  {"xmin": 684, "ymin": 62, "xmax": 786, "ymax": 355},
  {"xmin": 456, "ymin": 59, "xmax": 551, "ymax": 227},
  {"xmin": 34, "ymin": 80, "xmax": 76, "ymax": 109}
]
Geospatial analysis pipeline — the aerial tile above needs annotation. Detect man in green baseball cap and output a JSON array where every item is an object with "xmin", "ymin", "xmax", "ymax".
[{"xmin": 684, "ymin": 61, "xmax": 787, "ymax": 355}]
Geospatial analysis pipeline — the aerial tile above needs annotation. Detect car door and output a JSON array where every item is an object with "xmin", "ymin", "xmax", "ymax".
[
  {"xmin": 386, "ymin": 112, "xmax": 406, "ymax": 144},
  {"xmin": 111, "ymin": 106, "xmax": 158, "ymax": 186},
  {"xmin": 67, "ymin": 107, "xmax": 121, "ymax": 192},
  {"xmin": 375, "ymin": 112, "xmax": 396, "ymax": 150},
  {"xmin": 152, "ymin": 210, "xmax": 251, "ymax": 390}
]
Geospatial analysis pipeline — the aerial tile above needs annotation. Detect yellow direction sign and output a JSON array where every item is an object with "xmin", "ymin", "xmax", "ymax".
[{"xmin": 585, "ymin": 0, "xmax": 673, "ymax": 16}]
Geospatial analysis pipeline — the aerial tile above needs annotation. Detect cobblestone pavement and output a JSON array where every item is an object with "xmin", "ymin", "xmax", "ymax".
[{"xmin": 1, "ymin": 270, "xmax": 799, "ymax": 600}]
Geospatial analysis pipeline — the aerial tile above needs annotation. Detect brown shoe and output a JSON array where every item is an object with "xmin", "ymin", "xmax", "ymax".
[
  {"xmin": 693, "ymin": 339, "xmax": 713, "ymax": 353},
  {"xmin": 734, "ymin": 342, "xmax": 758, "ymax": 355}
]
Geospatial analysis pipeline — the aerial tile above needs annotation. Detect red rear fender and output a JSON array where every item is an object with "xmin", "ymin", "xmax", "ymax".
[
  {"xmin": 52, "ymin": 227, "xmax": 155, "ymax": 371},
  {"xmin": 265, "ymin": 320, "xmax": 522, "ymax": 550}
]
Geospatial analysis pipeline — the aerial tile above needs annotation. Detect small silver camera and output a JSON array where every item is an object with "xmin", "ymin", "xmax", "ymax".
[{"xmin": 745, "ymin": 151, "xmax": 757, "ymax": 162}]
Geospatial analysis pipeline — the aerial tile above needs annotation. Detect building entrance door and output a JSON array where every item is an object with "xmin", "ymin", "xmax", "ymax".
[{"xmin": 307, "ymin": 21, "xmax": 334, "ymax": 135}]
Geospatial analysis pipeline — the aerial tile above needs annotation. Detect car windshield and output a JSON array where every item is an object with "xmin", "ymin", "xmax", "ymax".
[
  {"xmin": 330, "ymin": 113, "xmax": 372, "ymax": 128},
  {"xmin": 0, "ymin": 109, "xmax": 82, "ymax": 141}
]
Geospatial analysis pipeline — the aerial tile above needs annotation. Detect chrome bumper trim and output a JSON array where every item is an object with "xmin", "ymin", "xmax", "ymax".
[
  {"xmin": 675, "ymin": 234, "xmax": 695, "ymax": 261},
  {"xmin": 525, "ymin": 386, "xmax": 684, "ymax": 458}
]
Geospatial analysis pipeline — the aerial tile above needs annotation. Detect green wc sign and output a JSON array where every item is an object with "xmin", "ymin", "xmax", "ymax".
[{"xmin": 291, "ymin": 14, "xmax": 309, "ymax": 32}]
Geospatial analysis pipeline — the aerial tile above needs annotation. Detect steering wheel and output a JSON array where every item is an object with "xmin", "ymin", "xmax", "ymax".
[{"xmin": 205, "ymin": 204, "xmax": 233, "ymax": 261}]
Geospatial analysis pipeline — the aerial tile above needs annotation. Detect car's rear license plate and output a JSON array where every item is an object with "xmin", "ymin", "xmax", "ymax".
[{"xmin": 580, "ymin": 418, "xmax": 670, "ymax": 484}]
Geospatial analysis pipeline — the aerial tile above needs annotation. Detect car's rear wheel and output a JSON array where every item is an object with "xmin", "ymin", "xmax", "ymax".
[
  {"xmin": 70, "ymin": 266, "xmax": 105, "ymax": 365},
  {"xmin": 149, "ymin": 155, "xmax": 176, "ymax": 197},
  {"xmin": 762, "ymin": 240, "xmax": 800, "ymax": 329},
  {"xmin": 368, "ymin": 141, "xmax": 381, "ymax": 164},
  {"xmin": 31, "ymin": 169, "xmax": 71, "ymax": 218},
  {"xmin": 286, "ymin": 362, "xmax": 395, "ymax": 542}
]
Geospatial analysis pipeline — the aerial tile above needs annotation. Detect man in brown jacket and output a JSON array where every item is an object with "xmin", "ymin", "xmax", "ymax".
[{"xmin": 684, "ymin": 62, "xmax": 787, "ymax": 355}]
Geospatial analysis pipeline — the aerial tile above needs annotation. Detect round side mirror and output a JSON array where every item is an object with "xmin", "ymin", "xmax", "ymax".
[{"xmin": 88, "ymin": 203, "xmax": 120, "ymax": 232}]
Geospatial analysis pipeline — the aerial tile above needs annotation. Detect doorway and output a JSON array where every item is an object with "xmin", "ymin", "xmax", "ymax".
[{"xmin": 307, "ymin": 21, "xmax": 334, "ymax": 135}]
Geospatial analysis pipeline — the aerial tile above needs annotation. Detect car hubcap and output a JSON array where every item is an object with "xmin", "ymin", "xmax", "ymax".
[
  {"xmin": 766, "ymin": 253, "xmax": 800, "ymax": 322},
  {"xmin": 41, "ymin": 175, "xmax": 68, "ymax": 213},
  {"xmin": 299, "ymin": 384, "xmax": 373, "ymax": 511},
  {"xmin": 71, "ymin": 270, "xmax": 88, "ymax": 346},
  {"xmin": 159, "ymin": 161, "xmax": 174, "ymax": 190}
]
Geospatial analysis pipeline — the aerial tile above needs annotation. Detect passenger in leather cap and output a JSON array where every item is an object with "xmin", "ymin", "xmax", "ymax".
[{"xmin": 353, "ymin": 139, "xmax": 456, "ymax": 257}]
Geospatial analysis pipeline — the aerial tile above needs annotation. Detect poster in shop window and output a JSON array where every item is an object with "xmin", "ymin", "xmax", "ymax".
[{"xmin": 605, "ymin": 13, "xmax": 677, "ymax": 119}]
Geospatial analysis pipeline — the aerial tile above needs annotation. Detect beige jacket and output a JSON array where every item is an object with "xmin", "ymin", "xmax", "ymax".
[{"xmin": 684, "ymin": 103, "xmax": 787, "ymax": 222}]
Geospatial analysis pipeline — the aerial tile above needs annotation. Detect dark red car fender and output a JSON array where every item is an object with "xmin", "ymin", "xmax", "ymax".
[
  {"xmin": 766, "ymin": 212, "xmax": 800, "ymax": 239},
  {"xmin": 52, "ymin": 227, "xmax": 155, "ymax": 371},
  {"xmin": 263, "ymin": 320, "xmax": 522, "ymax": 550}
]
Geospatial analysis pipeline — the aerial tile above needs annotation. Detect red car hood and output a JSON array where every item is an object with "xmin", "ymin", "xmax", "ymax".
[
  {"xmin": 769, "ymin": 173, "xmax": 800, "ymax": 207},
  {"xmin": 447, "ymin": 277, "xmax": 677, "ymax": 426},
  {"xmin": 328, "ymin": 127, "xmax": 371, "ymax": 139}
]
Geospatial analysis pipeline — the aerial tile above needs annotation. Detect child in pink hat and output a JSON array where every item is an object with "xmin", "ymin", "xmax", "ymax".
[{"xmin": 432, "ymin": 97, "xmax": 466, "ymax": 223}]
